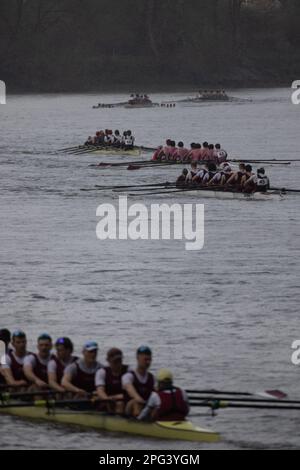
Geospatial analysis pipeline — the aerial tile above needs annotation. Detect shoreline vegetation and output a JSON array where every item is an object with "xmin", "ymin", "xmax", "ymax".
[{"xmin": 1, "ymin": 0, "xmax": 299, "ymax": 93}]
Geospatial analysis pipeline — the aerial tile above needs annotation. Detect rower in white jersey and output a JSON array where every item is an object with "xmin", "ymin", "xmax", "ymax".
[
  {"xmin": 48, "ymin": 337, "xmax": 78, "ymax": 392},
  {"xmin": 201, "ymin": 162, "xmax": 218, "ymax": 185},
  {"xmin": 113, "ymin": 130, "xmax": 123, "ymax": 147},
  {"xmin": 24, "ymin": 333, "xmax": 54, "ymax": 389},
  {"xmin": 62, "ymin": 341, "xmax": 102, "ymax": 396},
  {"xmin": 122, "ymin": 346, "xmax": 155, "ymax": 418},
  {"xmin": 186, "ymin": 162, "xmax": 199, "ymax": 183},
  {"xmin": 0, "ymin": 330, "xmax": 30, "ymax": 388},
  {"xmin": 208, "ymin": 163, "xmax": 232, "ymax": 186},
  {"xmin": 124, "ymin": 130, "xmax": 135, "ymax": 150}
]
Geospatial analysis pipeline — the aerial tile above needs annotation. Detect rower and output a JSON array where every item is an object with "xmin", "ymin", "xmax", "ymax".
[
  {"xmin": 201, "ymin": 142, "xmax": 210, "ymax": 161},
  {"xmin": 191, "ymin": 143, "xmax": 202, "ymax": 162},
  {"xmin": 0, "ymin": 330, "xmax": 30, "ymax": 388},
  {"xmin": 193, "ymin": 163, "xmax": 209, "ymax": 184},
  {"xmin": 113, "ymin": 130, "xmax": 122, "ymax": 148},
  {"xmin": 225, "ymin": 163, "xmax": 246, "ymax": 189},
  {"xmin": 23, "ymin": 334, "xmax": 53, "ymax": 389},
  {"xmin": 85, "ymin": 136, "xmax": 93, "ymax": 146},
  {"xmin": 137, "ymin": 369, "xmax": 189, "ymax": 422},
  {"xmin": 208, "ymin": 163, "xmax": 232, "ymax": 186},
  {"xmin": 208, "ymin": 144, "xmax": 215, "ymax": 161},
  {"xmin": 95, "ymin": 348, "xmax": 129, "ymax": 414},
  {"xmin": 48, "ymin": 337, "xmax": 77, "ymax": 393},
  {"xmin": 161, "ymin": 139, "xmax": 173, "ymax": 160},
  {"xmin": 201, "ymin": 162, "xmax": 217, "ymax": 185},
  {"xmin": 242, "ymin": 164, "xmax": 256, "ymax": 193},
  {"xmin": 176, "ymin": 142, "xmax": 189, "ymax": 161},
  {"xmin": 104, "ymin": 130, "xmax": 111, "ymax": 146},
  {"xmin": 122, "ymin": 346, "xmax": 155, "ymax": 418},
  {"xmin": 152, "ymin": 146, "xmax": 163, "ymax": 161},
  {"xmin": 61, "ymin": 341, "xmax": 102, "ymax": 396},
  {"xmin": 168, "ymin": 141, "xmax": 178, "ymax": 161},
  {"xmin": 256, "ymin": 168, "xmax": 270, "ymax": 193},
  {"xmin": 0, "ymin": 329, "xmax": 11, "ymax": 385},
  {"xmin": 176, "ymin": 169, "xmax": 189, "ymax": 187},
  {"xmin": 187, "ymin": 161, "xmax": 199, "ymax": 183},
  {"xmin": 124, "ymin": 130, "xmax": 135, "ymax": 150}
]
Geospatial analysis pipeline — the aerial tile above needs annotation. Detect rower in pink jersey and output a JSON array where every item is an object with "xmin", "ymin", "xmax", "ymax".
[
  {"xmin": 175, "ymin": 142, "xmax": 190, "ymax": 161},
  {"xmin": 201, "ymin": 142, "xmax": 211, "ymax": 161},
  {"xmin": 167, "ymin": 141, "xmax": 178, "ymax": 161},
  {"xmin": 189, "ymin": 143, "xmax": 202, "ymax": 161},
  {"xmin": 151, "ymin": 146, "xmax": 163, "ymax": 161},
  {"xmin": 159, "ymin": 139, "xmax": 173, "ymax": 160}
]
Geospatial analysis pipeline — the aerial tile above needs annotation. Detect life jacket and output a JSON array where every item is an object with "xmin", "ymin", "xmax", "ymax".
[
  {"xmin": 125, "ymin": 136, "xmax": 134, "ymax": 147},
  {"xmin": 72, "ymin": 361, "xmax": 99, "ymax": 393},
  {"xmin": 104, "ymin": 365, "xmax": 128, "ymax": 396},
  {"xmin": 217, "ymin": 150, "xmax": 228, "ymax": 164},
  {"xmin": 32, "ymin": 353, "xmax": 54, "ymax": 384},
  {"xmin": 52, "ymin": 356, "xmax": 78, "ymax": 384},
  {"xmin": 157, "ymin": 388, "xmax": 189, "ymax": 421},
  {"xmin": 124, "ymin": 371, "xmax": 154, "ymax": 402},
  {"xmin": 256, "ymin": 176, "xmax": 269, "ymax": 192},
  {"xmin": 8, "ymin": 351, "xmax": 30, "ymax": 382}
]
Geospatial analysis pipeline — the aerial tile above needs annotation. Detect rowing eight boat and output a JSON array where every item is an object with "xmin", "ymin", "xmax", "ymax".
[
  {"xmin": 0, "ymin": 405, "xmax": 219, "ymax": 443},
  {"xmin": 129, "ymin": 189, "xmax": 285, "ymax": 201}
]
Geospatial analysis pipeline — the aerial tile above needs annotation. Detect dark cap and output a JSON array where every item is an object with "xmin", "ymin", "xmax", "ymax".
[
  {"xmin": 107, "ymin": 348, "xmax": 123, "ymax": 361},
  {"xmin": 137, "ymin": 345, "xmax": 152, "ymax": 356},
  {"xmin": 55, "ymin": 337, "xmax": 74, "ymax": 352}
]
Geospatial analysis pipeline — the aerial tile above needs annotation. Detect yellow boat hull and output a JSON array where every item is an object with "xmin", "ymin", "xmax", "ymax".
[{"xmin": 0, "ymin": 406, "xmax": 219, "ymax": 443}]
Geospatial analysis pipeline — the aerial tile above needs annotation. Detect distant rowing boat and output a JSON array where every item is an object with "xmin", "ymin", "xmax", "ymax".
[
  {"xmin": 0, "ymin": 405, "xmax": 219, "ymax": 443},
  {"xmin": 177, "ymin": 90, "xmax": 252, "ymax": 105}
]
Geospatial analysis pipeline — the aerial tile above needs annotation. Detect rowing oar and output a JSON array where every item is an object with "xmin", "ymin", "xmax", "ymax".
[
  {"xmin": 188, "ymin": 396, "xmax": 300, "ymax": 405},
  {"xmin": 229, "ymin": 159, "xmax": 292, "ymax": 165},
  {"xmin": 128, "ymin": 186, "xmax": 226, "ymax": 197},
  {"xmin": 58, "ymin": 145, "xmax": 84, "ymax": 153},
  {"xmin": 270, "ymin": 187, "xmax": 300, "ymax": 193},
  {"xmin": 186, "ymin": 389, "xmax": 287, "ymax": 399},
  {"xmin": 80, "ymin": 182, "xmax": 176, "ymax": 192},
  {"xmin": 189, "ymin": 401, "xmax": 300, "ymax": 411},
  {"xmin": 90, "ymin": 160, "xmax": 149, "ymax": 168},
  {"xmin": 96, "ymin": 182, "xmax": 175, "ymax": 190}
]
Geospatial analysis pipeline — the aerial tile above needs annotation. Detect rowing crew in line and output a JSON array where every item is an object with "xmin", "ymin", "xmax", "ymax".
[
  {"xmin": 152, "ymin": 140, "xmax": 228, "ymax": 164},
  {"xmin": 176, "ymin": 162, "xmax": 271, "ymax": 193},
  {"xmin": 0, "ymin": 330, "xmax": 189, "ymax": 422},
  {"xmin": 84, "ymin": 129, "xmax": 135, "ymax": 150}
]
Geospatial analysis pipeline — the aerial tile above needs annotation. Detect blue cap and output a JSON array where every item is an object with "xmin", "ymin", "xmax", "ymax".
[
  {"xmin": 12, "ymin": 330, "xmax": 26, "ymax": 338},
  {"xmin": 83, "ymin": 341, "xmax": 98, "ymax": 352},
  {"xmin": 38, "ymin": 333, "xmax": 52, "ymax": 342},
  {"xmin": 137, "ymin": 345, "xmax": 152, "ymax": 356}
]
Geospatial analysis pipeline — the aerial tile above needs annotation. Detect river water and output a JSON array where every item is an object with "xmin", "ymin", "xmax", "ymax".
[{"xmin": 0, "ymin": 89, "xmax": 299, "ymax": 449}]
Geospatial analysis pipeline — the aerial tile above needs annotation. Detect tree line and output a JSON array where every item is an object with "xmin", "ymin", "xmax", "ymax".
[{"xmin": 0, "ymin": 0, "xmax": 299, "ymax": 91}]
